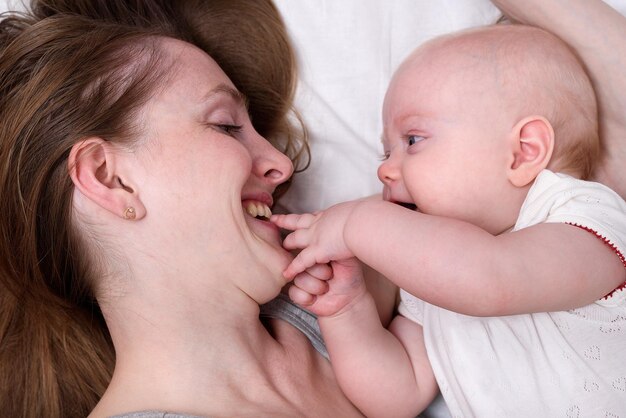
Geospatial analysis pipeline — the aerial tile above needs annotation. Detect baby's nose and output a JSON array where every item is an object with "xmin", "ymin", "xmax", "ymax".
[{"xmin": 377, "ymin": 158, "xmax": 400, "ymax": 186}]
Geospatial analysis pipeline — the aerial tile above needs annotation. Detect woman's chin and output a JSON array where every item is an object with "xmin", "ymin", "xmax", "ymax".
[{"xmin": 244, "ymin": 214, "xmax": 293, "ymax": 267}]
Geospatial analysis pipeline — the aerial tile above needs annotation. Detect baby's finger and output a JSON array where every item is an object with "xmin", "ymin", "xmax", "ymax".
[
  {"xmin": 269, "ymin": 213, "xmax": 294, "ymax": 230},
  {"xmin": 288, "ymin": 284, "xmax": 316, "ymax": 307},
  {"xmin": 304, "ymin": 263, "xmax": 332, "ymax": 281},
  {"xmin": 294, "ymin": 273, "xmax": 329, "ymax": 296},
  {"xmin": 283, "ymin": 248, "xmax": 326, "ymax": 279},
  {"xmin": 271, "ymin": 213, "xmax": 317, "ymax": 230},
  {"xmin": 282, "ymin": 229, "xmax": 311, "ymax": 251}
]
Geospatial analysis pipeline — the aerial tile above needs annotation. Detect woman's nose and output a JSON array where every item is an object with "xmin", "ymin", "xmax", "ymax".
[{"xmin": 250, "ymin": 132, "xmax": 294, "ymax": 186}]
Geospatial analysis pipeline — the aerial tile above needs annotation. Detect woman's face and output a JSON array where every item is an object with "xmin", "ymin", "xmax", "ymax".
[{"xmin": 130, "ymin": 39, "xmax": 294, "ymax": 298}]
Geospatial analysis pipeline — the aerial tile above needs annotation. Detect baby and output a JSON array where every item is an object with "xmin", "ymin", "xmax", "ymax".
[{"xmin": 272, "ymin": 25, "xmax": 626, "ymax": 417}]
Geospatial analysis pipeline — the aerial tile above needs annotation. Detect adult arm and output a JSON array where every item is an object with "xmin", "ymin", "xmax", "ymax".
[{"xmin": 492, "ymin": 0, "xmax": 626, "ymax": 198}]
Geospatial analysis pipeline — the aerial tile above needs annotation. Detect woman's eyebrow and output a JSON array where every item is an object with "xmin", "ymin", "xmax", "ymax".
[{"xmin": 202, "ymin": 83, "xmax": 249, "ymax": 109}]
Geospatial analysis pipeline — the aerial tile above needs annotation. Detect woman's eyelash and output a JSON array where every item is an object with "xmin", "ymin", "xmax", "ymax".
[{"xmin": 215, "ymin": 124, "xmax": 243, "ymax": 136}]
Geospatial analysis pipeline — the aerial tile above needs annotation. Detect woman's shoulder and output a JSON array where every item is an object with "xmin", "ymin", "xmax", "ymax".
[
  {"xmin": 260, "ymin": 293, "xmax": 328, "ymax": 359},
  {"xmin": 260, "ymin": 296, "xmax": 363, "ymax": 417}
]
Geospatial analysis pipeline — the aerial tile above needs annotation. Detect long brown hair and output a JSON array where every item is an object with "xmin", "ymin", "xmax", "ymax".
[
  {"xmin": 0, "ymin": 13, "xmax": 171, "ymax": 417},
  {"xmin": 31, "ymin": 0, "xmax": 310, "ymax": 175},
  {"xmin": 1, "ymin": 0, "xmax": 307, "ymax": 415}
]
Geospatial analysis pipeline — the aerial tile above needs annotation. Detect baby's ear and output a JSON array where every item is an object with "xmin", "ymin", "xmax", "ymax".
[
  {"xmin": 507, "ymin": 116, "xmax": 554, "ymax": 187},
  {"xmin": 68, "ymin": 137, "xmax": 146, "ymax": 220}
]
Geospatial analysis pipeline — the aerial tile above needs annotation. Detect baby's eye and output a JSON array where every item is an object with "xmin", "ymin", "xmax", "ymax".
[
  {"xmin": 379, "ymin": 151, "xmax": 391, "ymax": 161},
  {"xmin": 407, "ymin": 135, "xmax": 426, "ymax": 146}
]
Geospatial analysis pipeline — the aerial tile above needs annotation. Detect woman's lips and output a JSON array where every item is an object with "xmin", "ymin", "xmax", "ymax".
[{"xmin": 242, "ymin": 199, "xmax": 281, "ymax": 241}]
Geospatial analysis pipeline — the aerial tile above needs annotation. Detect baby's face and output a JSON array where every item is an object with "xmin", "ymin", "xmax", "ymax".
[{"xmin": 379, "ymin": 44, "xmax": 515, "ymax": 234}]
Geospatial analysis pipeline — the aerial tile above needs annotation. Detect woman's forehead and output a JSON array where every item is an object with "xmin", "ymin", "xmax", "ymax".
[{"xmin": 158, "ymin": 38, "xmax": 235, "ymax": 97}]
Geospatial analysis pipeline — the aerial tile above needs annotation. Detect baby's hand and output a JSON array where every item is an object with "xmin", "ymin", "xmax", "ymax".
[
  {"xmin": 271, "ymin": 201, "xmax": 359, "ymax": 279},
  {"xmin": 290, "ymin": 263, "xmax": 333, "ymax": 307},
  {"xmin": 289, "ymin": 258, "xmax": 367, "ymax": 317}
]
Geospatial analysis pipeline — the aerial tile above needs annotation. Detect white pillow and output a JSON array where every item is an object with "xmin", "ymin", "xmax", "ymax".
[
  {"xmin": 0, "ymin": 0, "xmax": 24, "ymax": 12},
  {"xmin": 273, "ymin": 0, "xmax": 626, "ymax": 214},
  {"xmin": 273, "ymin": 0, "xmax": 501, "ymax": 214}
]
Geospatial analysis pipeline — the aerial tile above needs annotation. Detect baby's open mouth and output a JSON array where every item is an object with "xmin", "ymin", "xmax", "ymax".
[
  {"xmin": 395, "ymin": 201, "xmax": 418, "ymax": 211},
  {"xmin": 243, "ymin": 200, "xmax": 272, "ymax": 221}
]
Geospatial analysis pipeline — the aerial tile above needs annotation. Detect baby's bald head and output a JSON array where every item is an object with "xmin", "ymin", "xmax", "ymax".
[{"xmin": 397, "ymin": 24, "xmax": 599, "ymax": 178}]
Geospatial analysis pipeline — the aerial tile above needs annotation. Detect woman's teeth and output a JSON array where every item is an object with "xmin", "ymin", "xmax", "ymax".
[{"xmin": 244, "ymin": 201, "xmax": 272, "ymax": 220}]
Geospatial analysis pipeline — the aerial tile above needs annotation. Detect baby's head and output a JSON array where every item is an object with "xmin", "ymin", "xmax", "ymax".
[{"xmin": 380, "ymin": 24, "xmax": 598, "ymax": 234}]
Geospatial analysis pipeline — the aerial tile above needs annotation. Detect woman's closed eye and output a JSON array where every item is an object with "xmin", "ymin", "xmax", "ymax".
[{"xmin": 214, "ymin": 123, "xmax": 243, "ymax": 137}]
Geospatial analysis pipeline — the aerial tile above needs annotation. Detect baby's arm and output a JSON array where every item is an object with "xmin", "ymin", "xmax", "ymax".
[
  {"xmin": 492, "ymin": 0, "xmax": 626, "ymax": 199},
  {"xmin": 321, "ymin": 298, "xmax": 438, "ymax": 417},
  {"xmin": 275, "ymin": 199, "xmax": 625, "ymax": 316},
  {"xmin": 291, "ymin": 256, "xmax": 438, "ymax": 417},
  {"xmin": 343, "ymin": 200, "xmax": 625, "ymax": 316}
]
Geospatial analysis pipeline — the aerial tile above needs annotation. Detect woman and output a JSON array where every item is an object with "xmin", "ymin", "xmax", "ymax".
[{"xmin": 0, "ymin": 6, "xmax": 362, "ymax": 418}]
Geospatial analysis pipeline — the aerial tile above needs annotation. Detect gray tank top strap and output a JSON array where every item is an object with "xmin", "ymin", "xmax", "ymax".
[{"xmin": 260, "ymin": 293, "xmax": 329, "ymax": 360}]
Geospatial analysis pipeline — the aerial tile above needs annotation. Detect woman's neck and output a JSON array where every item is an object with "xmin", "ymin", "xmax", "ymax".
[
  {"xmin": 92, "ymin": 276, "xmax": 289, "ymax": 415},
  {"xmin": 90, "ymin": 267, "xmax": 362, "ymax": 418}
]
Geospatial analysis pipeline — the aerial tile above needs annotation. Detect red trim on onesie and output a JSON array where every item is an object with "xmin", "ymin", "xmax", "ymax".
[{"xmin": 567, "ymin": 222, "xmax": 626, "ymax": 299}]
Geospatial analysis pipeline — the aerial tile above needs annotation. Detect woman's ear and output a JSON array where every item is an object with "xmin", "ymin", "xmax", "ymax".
[
  {"xmin": 68, "ymin": 137, "xmax": 146, "ymax": 220},
  {"xmin": 507, "ymin": 116, "xmax": 554, "ymax": 187}
]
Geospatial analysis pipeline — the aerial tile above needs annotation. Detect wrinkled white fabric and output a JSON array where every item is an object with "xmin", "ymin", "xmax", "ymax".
[{"xmin": 400, "ymin": 170, "xmax": 626, "ymax": 417}]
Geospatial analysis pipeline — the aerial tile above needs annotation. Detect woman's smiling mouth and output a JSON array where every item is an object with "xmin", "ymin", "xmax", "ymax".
[{"xmin": 243, "ymin": 200, "xmax": 272, "ymax": 220}]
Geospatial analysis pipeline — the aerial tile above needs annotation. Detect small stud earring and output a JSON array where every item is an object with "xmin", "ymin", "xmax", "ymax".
[{"xmin": 124, "ymin": 207, "xmax": 136, "ymax": 220}]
